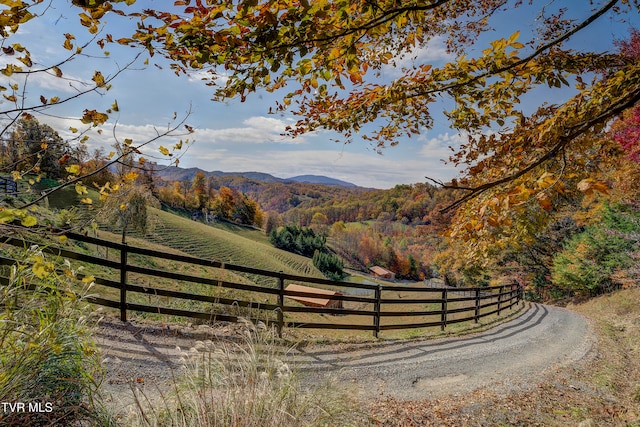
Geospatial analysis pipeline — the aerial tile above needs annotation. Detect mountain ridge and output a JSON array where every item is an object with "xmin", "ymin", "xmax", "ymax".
[{"xmin": 154, "ymin": 166, "xmax": 360, "ymax": 188}]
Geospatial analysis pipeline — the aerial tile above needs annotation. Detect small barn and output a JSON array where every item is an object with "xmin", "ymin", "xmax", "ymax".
[
  {"xmin": 284, "ymin": 284, "xmax": 343, "ymax": 309},
  {"xmin": 369, "ymin": 266, "xmax": 396, "ymax": 281}
]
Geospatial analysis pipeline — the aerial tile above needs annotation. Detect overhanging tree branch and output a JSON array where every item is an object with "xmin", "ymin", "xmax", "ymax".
[{"xmin": 438, "ymin": 78, "xmax": 640, "ymax": 212}]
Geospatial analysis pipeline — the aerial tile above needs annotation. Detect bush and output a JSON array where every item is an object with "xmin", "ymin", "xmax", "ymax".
[
  {"xmin": 313, "ymin": 250, "xmax": 346, "ymax": 281},
  {"xmin": 551, "ymin": 203, "xmax": 640, "ymax": 297},
  {"xmin": 0, "ymin": 247, "xmax": 111, "ymax": 426}
]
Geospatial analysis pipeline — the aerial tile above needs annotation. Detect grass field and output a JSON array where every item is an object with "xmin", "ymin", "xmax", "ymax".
[
  {"xmin": 0, "ymin": 192, "xmax": 522, "ymax": 340},
  {"xmin": 110, "ymin": 207, "xmax": 324, "ymax": 285}
]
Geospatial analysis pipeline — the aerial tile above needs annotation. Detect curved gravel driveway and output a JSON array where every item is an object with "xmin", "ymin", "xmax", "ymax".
[
  {"xmin": 96, "ymin": 302, "xmax": 594, "ymax": 407},
  {"xmin": 294, "ymin": 303, "xmax": 595, "ymax": 400}
]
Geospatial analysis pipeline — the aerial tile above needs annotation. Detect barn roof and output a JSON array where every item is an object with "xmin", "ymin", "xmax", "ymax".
[
  {"xmin": 369, "ymin": 266, "xmax": 395, "ymax": 276},
  {"xmin": 285, "ymin": 284, "xmax": 342, "ymax": 307}
]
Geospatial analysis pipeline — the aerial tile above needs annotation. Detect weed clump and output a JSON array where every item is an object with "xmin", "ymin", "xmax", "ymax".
[
  {"xmin": 0, "ymin": 246, "xmax": 112, "ymax": 426},
  {"xmin": 127, "ymin": 319, "xmax": 361, "ymax": 426}
]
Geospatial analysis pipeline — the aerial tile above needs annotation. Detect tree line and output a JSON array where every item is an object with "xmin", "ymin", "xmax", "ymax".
[{"xmin": 269, "ymin": 225, "xmax": 345, "ymax": 280}]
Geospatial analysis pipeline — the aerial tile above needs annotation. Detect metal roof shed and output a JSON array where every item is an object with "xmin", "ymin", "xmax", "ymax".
[{"xmin": 284, "ymin": 284, "xmax": 344, "ymax": 309}]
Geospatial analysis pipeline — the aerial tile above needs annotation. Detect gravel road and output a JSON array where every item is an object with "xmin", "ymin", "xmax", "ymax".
[
  {"xmin": 294, "ymin": 302, "xmax": 594, "ymax": 400},
  {"xmin": 95, "ymin": 302, "xmax": 594, "ymax": 412}
]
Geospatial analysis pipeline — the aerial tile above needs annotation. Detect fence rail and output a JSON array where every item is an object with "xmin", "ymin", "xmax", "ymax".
[{"xmin": 0, "ymin": 230, "xmax": 523, "ymax": 337}]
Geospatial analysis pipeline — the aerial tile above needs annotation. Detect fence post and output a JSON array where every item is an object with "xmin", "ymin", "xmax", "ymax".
[
  {"xmin": 520, "ymin": 284, "xmax": 525, "ymax": 306},
  {"xmin": 277, "ymin": 272, "xmax": 284, "ymax": 338},
  {"xmin": 440, "ymin": 288, "xmax": 447, "ymax": 331},
  {"xmin": 474, "ymin": 288, "xmax": 480, "ymax": 323},
  {"xmin": 373, "ymin": 285, "xmax": 382, "ymax": 338},
  {"xmin": 119, "ymin": 243, "xmax": 128, "ymax": 322},
  {"xmin": 497, "ymin": 285, "xmax": 503, "ymax": 316}
]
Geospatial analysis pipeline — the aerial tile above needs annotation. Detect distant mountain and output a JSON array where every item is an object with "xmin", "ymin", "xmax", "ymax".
[
  {"xmin": 285, "ymin": 175, "xmax": 357, "ymax": 187},
  {"xmin": 154, "ymin": 166, "xmax": 358, "ymax": 188}
]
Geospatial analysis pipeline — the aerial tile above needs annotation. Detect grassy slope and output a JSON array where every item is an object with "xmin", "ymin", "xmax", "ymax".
[
  {"xmin": 143, "ymin": 208, "xmax": 324, "ymax": 281},
  {"xmin": 101, "ymin": 207, "xmax": 323, "ymax": 282},
  {"xmin": 366, "ymin": 287, "xmax": 640, "ymax": 426},
  {"xmin": 81, "ymin": 207, "xmax": 326, "ymax": 322}
]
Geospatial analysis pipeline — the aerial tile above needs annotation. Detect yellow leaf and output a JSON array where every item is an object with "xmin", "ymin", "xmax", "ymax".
[
  {"xmin": 123, "ymin": 171, "xmax": 138, "ymax": 181},
  {"xmin": 81, "ymin": 109, "xmax": 108, "ymax": 125},
  {"xmin": 159, "ymin": 146, "xmax": 170, "ymax": 156},
  {"xmin": 32, "ymin": 263, "xmax": 48, "ymax": 279},
  {"xmin": 69, "ymin": 127, "xmax": 78, "ymax": 133},
  {"xmin": 75, "ymin": 182, "xmax": 88, "ymax": 195},
  {"xmin": 82, "ymin": 275, "xmax": 95, "ymax": 284},
  {"xmin": 81, "ymin": 198, "xmax": 93, "ymax": 204},
  {"xmin": 0, "ymin": 210, "xmax": 15, "ymax": 224},
  {"xmin": 92, "ymin": 70, "xmax": 105, "ymax": 87},
  {"xmin": 21, "ymin": 215, "xmax": 37, "ymax": 227},
  {"xmin": 66, "ymin": 164, "xmax": 80, "ymax": 175},
  {"xmin": 59, "ymin": 235, "xmax": 68, "ymax": 243}
]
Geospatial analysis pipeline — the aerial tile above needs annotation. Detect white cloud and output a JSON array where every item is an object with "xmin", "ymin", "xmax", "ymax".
[
  {"xmin": 419, "ymin": 131, "xmax": 466, "ymax": 160},
  {"xmin": 191, "ymin": 116, "xmax": 306, "ymax": 144},
  {"xmin": 32, "ymin": 116, "xmax": 460, "ymax": 188},
  {"xmin": 384, "ymin": 36, "xmax": 453, "ymax": 76},
  {"xmin": 187, "ymin": 68, "xmax": 226, "ymax": 85}
]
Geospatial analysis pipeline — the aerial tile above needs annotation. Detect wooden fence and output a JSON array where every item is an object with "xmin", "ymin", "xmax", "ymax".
[{"xmin": 0, "ymin": 231, "xmax": 523, "ymax": 338}]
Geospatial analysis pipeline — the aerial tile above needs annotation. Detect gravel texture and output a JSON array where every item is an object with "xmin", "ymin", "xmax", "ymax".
[
  {"xmin": 294, "ymin": 302, "xmax": 595, "ymax": 400},
  {"xmin": 94, "ymin": 302, "xmax": 595, "ymax": 416}
]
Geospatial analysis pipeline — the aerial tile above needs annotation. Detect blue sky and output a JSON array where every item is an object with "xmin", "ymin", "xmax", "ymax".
[{"xmin": 1, "ymin": 1, "xmax": 638, "ymax": 188}]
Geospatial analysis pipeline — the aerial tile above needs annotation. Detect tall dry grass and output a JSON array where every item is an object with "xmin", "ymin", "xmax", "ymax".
[{"xmin": 125, "ymin": 319, "xmax": 363, "ymax": 427}]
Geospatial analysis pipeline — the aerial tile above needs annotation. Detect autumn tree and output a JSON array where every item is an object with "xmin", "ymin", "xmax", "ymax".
[
  {"xmin": 128, "ymin": 1, "xmax": 640, "ymax": 267},
  {"xmin": 1, "ymin": 117, "xmax": 87, "ymax": 181},
  {"xmin": 79, "ymin": 148, "xmax": 115, "ymax": 188},
  {"xmin": 191, "ymin": 171, "xmax": 209, "ymax": 210},
  {"xmin": 98, "ymin": 182, "xmax": 160, "ymax": 243},
  {"xmin": 0, "ymin": 1, "xmax": 192, "ymax": 230}
]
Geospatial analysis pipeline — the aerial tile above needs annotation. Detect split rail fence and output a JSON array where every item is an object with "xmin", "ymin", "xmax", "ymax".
[{"xmin": 0, "ymin": 231, "xmax": 523, "ymax": 338}]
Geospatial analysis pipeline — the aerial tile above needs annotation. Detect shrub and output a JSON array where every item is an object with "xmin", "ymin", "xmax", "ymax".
[
  {"xmin": 551, "ymin": 203, "xmax": 640, "ymax": 297},
  {"xmin": 313, "ymin": 250, "xmax": 345, "ymax": 281},
  {"xmin": 0, "ymin": 247, "xmax": 111, "ymax": 426}
]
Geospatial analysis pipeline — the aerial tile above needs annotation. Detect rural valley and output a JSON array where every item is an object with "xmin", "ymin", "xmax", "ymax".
[{"xmin": 1, "ymin": 1, "xmax": 640, "ymax": 426}]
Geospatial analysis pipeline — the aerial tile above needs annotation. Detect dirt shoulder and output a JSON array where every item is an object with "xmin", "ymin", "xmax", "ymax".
[{"xmin": 364, "ymin": 288, "xmax": 640, "ymax": 426}]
